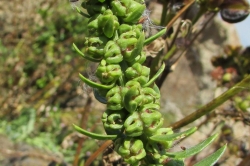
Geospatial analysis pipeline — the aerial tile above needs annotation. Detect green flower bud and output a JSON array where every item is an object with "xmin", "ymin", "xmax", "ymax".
[
  {"xmin": 95, "ymin": 60, "xmax": 122, "ymax": 84},
  {"xmin": 115, "ymin": 137, "xmax": 146, "ymax": 164},
  {"xmin": 125, "ymin": 80, "xmax": 141, "ymax": 88},
  {"xmin": 124, "ymin": 112, "xmax": 143, "ymax": 136},
  {"xmin": 106, "ymin": 86, "xmax": 128, "ymax": 110},
  {"xmin": 102, "ymin": 109, "xmax": 126, "ymax": 135},
  {"xmin": 115, "ymin": 138, "xmax": 130, "ymax": 156},
  {"xmin": 118, "ymin": 24, "xmax": 133, "ymax": 34},
  {"xmin": 145, "ymin": 141, "xmax": 169, "ymax": 164},
  {"xmin": 124, "ymin": 81, "xmax": 160, "ymax": 113},
  {"xmin": 139, "ymin": 104, "xmax": 163, "ymax": 135},
  {"xmin": 141, "ymin": 87, "xmax": 160, "ymax": 105},
  {"xmin": 104, "ymin": 41, "xmax": 123, "ymax": 64},
  {"xmin": 117, "ymin": 31, "xmax": 138, "ymax": 51},
  {"xmin": 123, "ymin": 0, "xmax": 146, "ymax": 23},
  {"xmin": 117, "ymin": 24, "xmax": 146, "ymax": 63},
  {"xmin": 111, "ymin": 0, "xmax": 128, "ymax": 17},
  {"xmin": 84, "ymin": 36, "xmax": 108, "ymax": 60},
  {"xmin": 124, "ymin": 85, "xmax": 144, "ymax": 113},
  {"xmin": 117, "ymin": 31, "xmax": 145, "ymax": 62},
  {"xmin": 98, "ymin": 10, "xmax": 120, "ymax": 38},
  {"xmin": 82, "ymin": 0, "xmax": 108, "ymax": 16},
  {"xmin": 132, "ymin": 24, "xmax": 144, "ymax": 37},
  {"xmin": 155, "ymin": 128, "xmax": 174, "ymax": 149},
  {"xmin": 127, "ymin": 51, "xmax": 146, "ymax": 65},
  {"xmin": 118, "ymin": 24, "xmax": 143, "ymax": 37},
  {"xmin": 125, "ymin": 63, "xmax": 150, "ymax": 86},
  {"xmin": 87, "ymin": 14, "xmax": 101, "ymax": 34},
  {"xmin": 111, "ymin": 0, "xmax": 146, "ymax": 23}
]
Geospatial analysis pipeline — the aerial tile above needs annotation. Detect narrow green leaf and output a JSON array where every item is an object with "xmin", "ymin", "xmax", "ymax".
[
  {"xmin": 130, "ymin": 32, "xmax": 145, "ymax": 61},
  {"xmin": 73, "ymin": 124, "xmax": 117, "ymax": 140},
  {"xmin": 75, "ymin": 7, "xmax": 90, "ymax": 18},
  {"xmin": 73, "ymin": 43, "xmax": 101, "ymax": 62},
  {"xmin": 165, "ymin": 134, "xmax": 218, "ymax": 159},
  {"xmin": 194, "ymin": 144, "xmax": 227, "ymax": 166},
  {"xmin": 143, "ymin": 63, "xmax": 165, "ymax": 87},
  {"xmin": 144, "ymin": 28, "xmax": 167, "ymax": 45},
  {"xmin": 149, "ymin": 127, "xmax": 197, "ymax": 142},
  {"xmin": 166, "ymin": 159, "xmax": 184, "ymax": 166},
  {"xmin": 79, "ymin": 73, "xmax": 115, "ymax": 90}
]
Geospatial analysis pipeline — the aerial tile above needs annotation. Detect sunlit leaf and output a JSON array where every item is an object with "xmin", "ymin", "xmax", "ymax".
[
  {"xmin": 165, "ymin": 134, "xmax": 218, "ymax": 159},
  {"xmin": 194, "ymin": 144, "xmax": 227, "ymax": 166},
  {"xmin": 149, "ymin": 127, "xmax": 197, "ymax": 142}
]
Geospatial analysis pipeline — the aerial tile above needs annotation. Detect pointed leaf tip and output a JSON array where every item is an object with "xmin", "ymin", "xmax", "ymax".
[
  {"xmin": 194, "ymin": 144, "xmax": 227, "ymax": 166},
  {"xmin": 165, "ymin": 134, "xmax": 218, "ymax": 159}
]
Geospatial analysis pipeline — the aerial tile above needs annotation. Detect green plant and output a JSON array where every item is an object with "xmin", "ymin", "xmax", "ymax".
[{"xmin": 71, "ymin": 0, "xmax": 250, "ymax": 165}]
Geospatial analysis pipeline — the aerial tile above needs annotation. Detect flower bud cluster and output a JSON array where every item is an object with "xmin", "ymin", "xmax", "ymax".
[{"xmin": 75, "ymin": 0, "xmax": 174, "ymax": 164}]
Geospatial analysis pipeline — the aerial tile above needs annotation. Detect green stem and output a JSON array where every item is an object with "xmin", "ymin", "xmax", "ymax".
[
  {"xmin": 171, "ymin": 75, "xmax": 250, "ymax": 129},
  {"xmin": 164, "ymin": 45, "xmax": 177, "ymax": 60},
  {"xmin": 191, "ymin": 6, "xmax": 206, "ymax": 24},
  {"xmin": 160, "ymin": 0, "xmax": 169, "ymax": 25}
]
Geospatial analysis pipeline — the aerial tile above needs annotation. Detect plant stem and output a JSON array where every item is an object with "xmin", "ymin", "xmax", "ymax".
[
  {"xmin": 157, "ymin": 13, "xmax": 216, "ymax": 88},
  {"xmin": 165, "ymin": 0, "xmax": 195, "ymax": 30},
  {"xmin": 171, "ymin": 75, "xmax": 250, "ymax": 129},
  {"xmin": 85, "ymin": 140, "xmax": 113, "ymax": 166},
  {"xmin": 160, "ymin": 0, "xmax": 168, "ymax": 25},
  {"xmin": 73, "ymin": 96, "xmax": 92, "ymax": 166}
]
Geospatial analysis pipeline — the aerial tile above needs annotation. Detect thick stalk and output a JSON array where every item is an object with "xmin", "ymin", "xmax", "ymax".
[{"xmin": 171, "ymin": 75, "xmax": 250, "ymax": 129}]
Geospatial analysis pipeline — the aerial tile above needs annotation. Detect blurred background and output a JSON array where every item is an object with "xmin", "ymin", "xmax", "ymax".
[
  {"xmin": 0, "ymin": 0, "xmax": 250, "ymax": 166},
  {"xmin": 0, "ymin": 0, "xmax": 104, "ymax": 165}
]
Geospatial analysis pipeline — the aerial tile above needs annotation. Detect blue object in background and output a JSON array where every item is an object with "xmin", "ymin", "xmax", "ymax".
[
  {"xmin": 235, "ymin": 16, "xmax": 250, "ymax": 47},
  {"xmin": 235, "ymin": 0, "xmax": 250, "ymax": 47}
]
